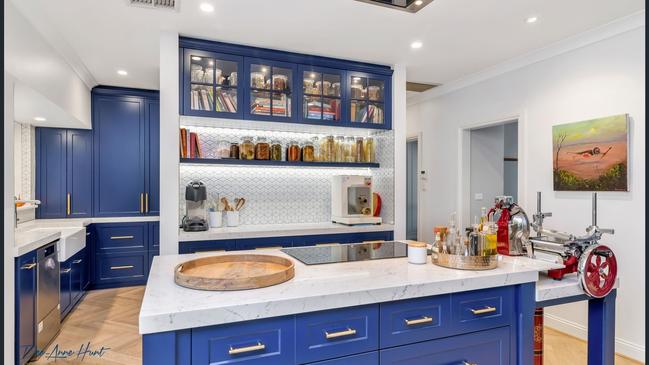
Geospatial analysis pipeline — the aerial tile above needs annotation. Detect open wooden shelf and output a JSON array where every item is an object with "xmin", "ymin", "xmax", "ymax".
[{"xmin": 180, "ymin": 158, "xmax": 379, "ymax": 168}]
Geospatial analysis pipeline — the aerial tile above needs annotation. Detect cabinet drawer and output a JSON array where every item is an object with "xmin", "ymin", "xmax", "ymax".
[
  {"xmin": 236, "ymin": 237, "xmax": 292, "ymax": 251},
  {"xmin": 307, "ymin": 351, "xmax": 378, "ymax": 364},
  {"xmin": 191, "ymin": 316, "xmax": 294, "ymax": 365},
  {"xmin": 380, "ymin": 295, "xmax": 451, "ymax": 348},
  {"xmin": 451, "ymin": 286, "xmax": 514, "ymax": 333},
  {"xmin": 96, "ymin": 223, "xmax": 147, "ymax": 251},
  {"xmin": 380, "ymin": 326, "xmax": 510, "ymax": 365},
  {"xmin": 97, "ymin": 253, "xmax": 147, "ymax": 282},
  {"xmin": 296, "ymin": 304, "xmax": 378, "ymax": 364},
  {"xmin": 179, "ymin": 240, "xmax": 236, "ymax": 254}
]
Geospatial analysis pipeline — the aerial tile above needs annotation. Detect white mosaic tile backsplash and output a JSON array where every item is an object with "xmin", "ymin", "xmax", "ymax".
[{"xmin": 179, "ymin": 126, "xmax": 394, "ymax": 226}]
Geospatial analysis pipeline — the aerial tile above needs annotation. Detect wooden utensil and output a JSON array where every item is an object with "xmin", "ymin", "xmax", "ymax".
[
  {"xmin": 220, "ymin": 197, "xmax": 232, "ymax": 211},
  {"xmin": 234, "ymin": 197, "xmax": 246, "ymax": 211}
]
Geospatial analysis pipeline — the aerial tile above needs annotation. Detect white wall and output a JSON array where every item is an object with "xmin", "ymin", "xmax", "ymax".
[
  {"xmin": 407, "ymin": 24, "xmax": 645, "ymax": 360},
  {"xmin": 470, "ymin": 125, "xmax": 504, "ymax": 221}
]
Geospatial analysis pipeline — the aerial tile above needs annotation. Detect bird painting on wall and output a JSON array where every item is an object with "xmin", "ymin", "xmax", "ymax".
[{"xmin": 569, "ymin": 146, "xmax": 613, "ymax": 159}]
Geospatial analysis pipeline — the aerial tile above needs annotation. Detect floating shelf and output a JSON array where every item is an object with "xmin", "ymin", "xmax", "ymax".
[{"xmin": 180, "ymin": 158, "xmax": 379, "ymax": 168}]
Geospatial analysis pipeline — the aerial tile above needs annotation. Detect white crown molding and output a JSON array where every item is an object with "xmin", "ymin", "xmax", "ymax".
[{"xmin": 407, "ymin": 10, "xmax": 646, "ymax": 107}]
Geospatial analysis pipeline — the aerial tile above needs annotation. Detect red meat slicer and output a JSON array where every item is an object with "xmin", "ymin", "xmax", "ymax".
[{"xmin": 524, "ymin": 192, "xmax": 618, "ymax": 298}]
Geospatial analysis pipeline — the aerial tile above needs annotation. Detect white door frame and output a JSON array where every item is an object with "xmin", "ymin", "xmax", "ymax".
[{"xmin": 406, "ymin": 133, "xmax": 423, "ymax": 241}]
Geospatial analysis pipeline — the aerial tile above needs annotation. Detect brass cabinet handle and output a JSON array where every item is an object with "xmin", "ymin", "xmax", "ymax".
[
  {"xmin": 110, "ymin": 265, "xmax": 134, "ymax": 270},
  {"xmin": 325, "ymin": 328, "xmax": 357, "ymax": 340},
  {"xmin": 61, "ymin": 268, "xmax": 72, "ymax": 274},
  {"xmin": 72, "ymin": 259, "xmax": 83, "ymax": 264},
  {"xmin": 228, "ymin": 342, "xmax": 265, "ymax": 355},
  {"xmin": 140, "ymin": 193, "xmax": 144, "ymax": 213},
  {"xmin": 463, "ymin": 362, "xmax": 478, "ymax": 365},
  {"xmin": 145, "ymin": 193, "xmax": 149, "ymax": 213},
  {"xmin": 110, "ymin": 235, "xmax": 134, "ymax": 240},
  {"xmin": 66, "ymin": 193, "xmax": 71, "ymax": 216},
  {"xmin": 21, "ymin": 263, "xmax": 37, "ymax": 270},
  {"xmin": 470, "ymin": 306, "xmax": 497, "ymax": 315},
  {"xmin": 254, "ymin": 246, "xmax": 283, "ymax": 250},
  {"xmin": 404, "ymin": 316, "xmax": 433, "ymax": 326}
]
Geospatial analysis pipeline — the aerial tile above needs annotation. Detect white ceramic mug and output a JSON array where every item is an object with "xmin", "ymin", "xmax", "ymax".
[
  {"xmin": 209, "ymin": 211, "xmax": 222, "ymax": 228},
  {"xmin": 226, "ymin": 211, "xmax": 239, "ymax": 227}
]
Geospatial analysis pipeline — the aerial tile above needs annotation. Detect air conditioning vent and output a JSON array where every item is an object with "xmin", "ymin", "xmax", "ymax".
[
  {"xmin": 128, "ymin": 0, "xmax": 178, "ymax": 11},
  {"xmin": 355, "ymin": 0, "xmax": 434, "ymax": 13},
  {"xmin": 406, "ymin": 82, "xmax": 440, "ymax": 92}
]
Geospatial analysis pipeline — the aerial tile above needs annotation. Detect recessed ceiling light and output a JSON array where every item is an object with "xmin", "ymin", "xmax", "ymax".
[
  {"xmin": 525, "ymin": 16, "xmax": 538, "ymax": 24},
  {"xmin": 410, "ymin": 41, "xmax": 423, "ymax": 49},
  {"xmin": 200, "ymin": 3, "xmax": 214, "ymax": 12},
  {"xmin": 191, "ymin": 56, "xmax": 202, "ymax": 61},
  {"xmin": 117, "ymin": 69, "xmax": 128, "ymax": 76},
  {"xmin": 34, "ymin": 117, "xmax": 46, "ymax": 122},
  {"xmin": 414, "ymin": 0, "xmax": 423, "ymax": 5}
]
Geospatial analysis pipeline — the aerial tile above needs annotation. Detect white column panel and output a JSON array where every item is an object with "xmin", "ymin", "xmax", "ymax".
[
  {"xmin": 392, "ymin": 64, "xmax": 407, "ymax": 240},
  {"xmin": 4, "ymin": 71, "xmax": 16, "ymax": 365}
]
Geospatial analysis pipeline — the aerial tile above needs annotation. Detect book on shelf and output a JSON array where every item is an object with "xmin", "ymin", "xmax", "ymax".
[
  {"xmin": 179, "ymin": 128, "xmax": 203, "ymax": 158},
  {"xmin": 251, "ymin": 95, "xmax": 290, "ymax": 116},
  {"xmin": 191, "ymin": 88, "xmax": 214, "ymax": 111},
  {"xmin": 215, "ymin": 90, "xmax": 237, "ymax": 113}
]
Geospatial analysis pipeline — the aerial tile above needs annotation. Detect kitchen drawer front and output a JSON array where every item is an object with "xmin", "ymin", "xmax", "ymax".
[
  {"xmin": 451, "ymin": 286, "xmax": 514, "ymax": 333},
  {"xmin": 179, "ymin": 240, "xmax": 236, "ymax": 254},
  {"xmin": 296, "ymin": 304, "xmax": 379, "ymax": 364},
  {"xmin": 380, "ymin": 326, "xmax": 510, "ymax": 365},
  {"xmin": 307, "ymin": 351, "xmax": 378, "ymax": 365},
  {"xmin": 149, "ymin": 222, "xmax": 159, "ymax": 250},
  {"xmin": 379, "ymin": 295, "xmax": 451, "ymax": 348},
  {"xmin": 236, "ymin": 237, "xmax": 293, "ymax": 251},
  {"xmin": 96, "ymin": 223, "xmax": 148, "ymax": 252},
  {"xmin": 191, "ymin": 316, "xmax": 294, "ymax": 365},
  {"xmin": 96, "ymin": 252, "xmax": 147, "ymax": 283}
]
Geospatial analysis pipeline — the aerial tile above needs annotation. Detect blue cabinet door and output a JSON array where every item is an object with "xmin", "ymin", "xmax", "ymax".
[
  {"xmin": 79, "ymin": 246, "xmax": 90, "ymax": 290},
  {"xmin": 243, "ymin": 58, "xmax": 298, "ymax": 123},
  {"xmin": 145, "ymin": 99, "xmax": 159, "ymax": 215},
  {"xmin": 92, "ymin": 94, "xmax": 146, "ymax": 216},
  {"xmin": 35, "ymin": 128, "xmax": 67, "ymax": 218},
  {"xmin": 297, "ymin": 65, "xmax": 347, "ymax": 127},
  {"xmin": 66, "ymin": 129, "xmax": 93, "ymax": 217},
  {"xmin": 380, "ymin": 326, "xmax": 510, "ymax": 365},
  {"xmin": 70, "ymin": 250, "xmax": 85, "ymax": 304},
  {"xmin": 60, "ymin": 260, "xmax": 72, "ymax": 318},
  {"xmin": 15, "ymin": 251, "xmax": 37, "ymax": 365}
]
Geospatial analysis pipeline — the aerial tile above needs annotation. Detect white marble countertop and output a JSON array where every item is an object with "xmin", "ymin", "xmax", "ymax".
[
  {"xmin": 179, "ymin": 222, "xmax": 395, "ymax": 242},
  {"xmin": 535, "ymin": 272, "xmax": 620, "ymax": 302},
  {"xmin": 139, "ymin": 249, "xmax": 562, "ymax": 334},
  {"xmin": 14, "ymin": 229, "xmax": 61, "ymax": 257}
]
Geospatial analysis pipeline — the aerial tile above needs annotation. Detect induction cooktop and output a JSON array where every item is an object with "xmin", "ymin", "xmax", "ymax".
[{"xmin": 281, "ymin": 241, "xmax": 407, "ymax": 265}]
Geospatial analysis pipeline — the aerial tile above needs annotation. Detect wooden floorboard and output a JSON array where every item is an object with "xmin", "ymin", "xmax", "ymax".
[{"xmin": 31, "ymin": 286, "xmax": 641, "ymax": 364}]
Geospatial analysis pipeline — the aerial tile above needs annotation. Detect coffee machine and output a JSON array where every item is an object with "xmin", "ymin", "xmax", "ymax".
[
  {"xmin": 182, "ymin": 180, "xmax": 209, "ymax": 232},
  {"xmin": 331, "ymin": 175, "xmax": 382, "ymax": 225}
]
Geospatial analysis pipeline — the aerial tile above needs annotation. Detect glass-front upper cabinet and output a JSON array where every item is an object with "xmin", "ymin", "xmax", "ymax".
[
  {"xmin": 299, "ymin": 66, "xmax": 344, "ymax": 123},
  {"xmin": 183, "ymin": 50, "xmax": 243, "ymax": 119},
  {"xmin": 348, "ymin": 73, "xmax": 388, "ymax": 126},
  {"xmin": 245, "ymin": 59, "xmax": 297, "ymax": 121}
]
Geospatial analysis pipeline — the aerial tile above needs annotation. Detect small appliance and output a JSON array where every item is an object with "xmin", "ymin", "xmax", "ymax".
[
  {"xmin": 331, "ymin": 175, "xmax": 382, "ymax": 225},
  {"xmin": 487, "ymin": 196, "xmax": 529, "ymax": 256},
  {"xmin": 182, "ymin": 180, "xmax": 209, "ymax": 232},
  {"xmin": 35, "ymin": 240, "xmax": 60, "ymax": 358}
]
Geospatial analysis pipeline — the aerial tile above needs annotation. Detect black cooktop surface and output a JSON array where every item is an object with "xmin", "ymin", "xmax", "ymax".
[{"xmin": 281, "ymin": 241, "xmax": 407, "ymax": 265}]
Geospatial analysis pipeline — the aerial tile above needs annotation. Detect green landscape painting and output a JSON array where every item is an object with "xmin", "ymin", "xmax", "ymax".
[{"xmin": 553, "ymin": 114, "xmax": 629, "ymax": 191}]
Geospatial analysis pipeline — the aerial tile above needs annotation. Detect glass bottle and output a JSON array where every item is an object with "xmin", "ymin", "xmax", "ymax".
[
  {"xmin": 433, "ymin": 232, "xmax": 443, "ymax": 253},
  {"xmin": 325, "ymin": 136, "xmax": 335, "ymax": 162},
  {"xmin": 270, "ymin": 140, "xmax": 283, "ymax": 161},
  {"xmin": 344, "ymin": 136, "xmax": 355, "ymax": 162},
  {"xmin": 240, "ymin": 136, "xmax": 255, "ymax": 160},
  {"xmin": 355, "ymin": 137, "xmax": 364, "ymax": 163},
  {"xmin": 302, "ymin": 140, "xmax": 315, "ymax": 162},
  {"xmin": 255, "ymin": 137, "xmax": 270, "ymax": 160},
  {"xmin": 287, "ymin": 140, "xmax": 301, "ymax": 161},
  {"xmin": 363, "ymin": 137, "xmax": 375, "ymax": 163},
  {"xmin": 229, "ymin": 142, "xmax": 240, "ymax": 159},
  {"xmin": 319, "ymin": 137, "xmax": 329, "ymax": 162},
  {"xmin": 484, "ymin": 219, "xmax": 498, "ymax": 256},
  {"xmin": 335, "ymin": 136, "xmax": 345, "ymax": 162}
]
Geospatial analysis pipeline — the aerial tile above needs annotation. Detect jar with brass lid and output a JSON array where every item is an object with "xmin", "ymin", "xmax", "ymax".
[
  {"xmin": 335, "ymin": 136, "xmax": 345, "ymax": 162},
  {"xmin": 355, "ymin": 137, "xmax": 364, "ymax": 163},
  {"xmin": 324, "ymin": 135, "xmax": 335, "ymax": 162},
  {"xmin": 255, "ymin": 137, "xmax": 270, "ymax": 160},
  {"xmin": 287, "ymin": 141, "xmax": 301, "ymax": 162},
  {"xmin": 302, "ymin": 140, "xmax": 315, "ymax": 162},
  {"xmin": 240, "ymin": 136, "xmax": 255, "ymax": 160},
  {"xmin": 270, "ymin": 140, "xmax": 283, "ymax": 161},
  {"xmin": 363, "ymin": 137, "xmax": 375, "ymax": 163},
  {"xmin": 311, "ymin": 136, "xmax": 321, "ymax": 161},
  {"xmin": 344, "ymin": 136, "xmax": 355, "ymax": 162}
]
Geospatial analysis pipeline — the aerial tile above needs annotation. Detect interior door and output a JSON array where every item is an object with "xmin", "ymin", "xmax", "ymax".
[{"xmin": 406, "ymin": 139, "xmax": 418, "ymax": 240}]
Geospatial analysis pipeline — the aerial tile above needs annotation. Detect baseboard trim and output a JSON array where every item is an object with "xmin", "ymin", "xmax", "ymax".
[{"xmin": 544, "ymin": 313, "xmax": 645, "ymax": 363}]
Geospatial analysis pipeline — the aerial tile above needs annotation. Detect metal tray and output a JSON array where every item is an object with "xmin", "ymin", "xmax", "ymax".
[{"xmin": 431, "ymin": 252, "xmax": 498, "ymax": 270}]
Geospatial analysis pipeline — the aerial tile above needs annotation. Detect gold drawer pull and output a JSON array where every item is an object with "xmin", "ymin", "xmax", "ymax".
[
  {"xmin": 463, "ymin": 362, "xmax": 478, "ymax": 365},
  {"xmin": 325, "ymin": 328, "xmax": 357, "ymax": 340},
  {"xmin": 61, "ymin": 268, "xmax": 72, "ymax": 274},
  {"xmin": 21, "ymin": 263, "xmax": 37, "ymax": 270},
  {"xmin": 228, "ymin": 342, "xmax": 265, "ymax": 355},
  {"xmin": 66, "ymin": 193, "xmax": 71, "ymax": 216},
  {"xmin": 110, "ymin": 235, "xmax": 134, "ymax": 240},
  {"xmin": 73, "ymin": 259, "xmax": 83, "ymax": 264},
  {"xmin": 470, "ymin": 306, "xmax": 497, "ymax": 315},
  {"xmin": 404, "ymin": 316, "xmax": 433, "ymax": 326},
  {"xmin": 254, "ymin": 246, "xmax": 283, "ymax": 250},
  {"xmin": 110, "ymin": 265, "xmax": 134, "ymax": 270}
]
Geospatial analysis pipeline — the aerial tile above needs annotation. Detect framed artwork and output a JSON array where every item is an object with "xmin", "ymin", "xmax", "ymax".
[{"xmin": 553, "ymin": 114, "xmax": 629, "ymax": 191}]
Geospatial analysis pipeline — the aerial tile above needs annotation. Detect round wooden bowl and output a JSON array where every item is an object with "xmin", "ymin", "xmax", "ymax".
[{"xmin": 174, "ymin": 254, "xmax": 295, "ymax": 291}]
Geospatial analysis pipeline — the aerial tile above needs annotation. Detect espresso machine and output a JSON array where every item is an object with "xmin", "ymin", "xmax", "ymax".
[
  {"xmin": 331, "ymin": 175, "xmax": 382, "ymax": 225},
  {"xmin": 182, "ymin": 180, "xmax": 209, "ymax": 232}
]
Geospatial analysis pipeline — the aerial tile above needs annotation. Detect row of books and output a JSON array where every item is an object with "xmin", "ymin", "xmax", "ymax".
[
  {"xmin": 179, "ymin": 128, "xmax": 203, "ymax": 158},
  {"xmin": 306, "ymin": 99, "xmax": 341, "ymax": 120},
  {"xmin": 351, "ymin": 103, "xmax": 384, "ymax": 124},
  {"xmin": 250, "ymin": 94, "xmax": 291, "ymax": 116}
]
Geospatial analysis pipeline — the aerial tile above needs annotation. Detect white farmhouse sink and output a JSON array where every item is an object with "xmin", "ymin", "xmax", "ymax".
[{"xmin": 32, "ymin": 227, "xmax": 86, "ymax": 261}]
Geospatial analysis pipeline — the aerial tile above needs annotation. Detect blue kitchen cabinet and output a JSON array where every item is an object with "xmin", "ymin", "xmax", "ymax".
[
  {"xmin": 145, "ymin": 99, "xmax": 160, "ymax": 215},
  {"xmin": 15, "ymin": 250, "xmax": 37, "ymax": 365},
  {"xmin": 346, "ymin": 71, "xmax": 392, "ymax": 129},
  {"xmin": 243, "ymin": 58, "xmax": 298, "ymax": 123},
  {"xmin": 379, "ymin": 326, "xmax": 511, "ymax": 365},
  {"xmin": 60, "ymin": 259, "xmax": 72, "ymax": 318},
  {"xmin": 36, "ymin": 128, "xmax": 93, "ymax": 218},
  {"xmin": 60, "ymin": 248, "xmax": 88, "ymax": 320},
  {"xmin": 298, "ymin": 65, "xmax": 347, "ymax": 126},
  {"xmin": 236, "ymin": 236, "xmax": 293, "ymax": 250},
  {"xmin": 307, "ymin": 352, "xmax": 378, "ymax": 365},
  {"xmin": 179, "ymin": 239, "xmax": 237, "ymax": 254}
]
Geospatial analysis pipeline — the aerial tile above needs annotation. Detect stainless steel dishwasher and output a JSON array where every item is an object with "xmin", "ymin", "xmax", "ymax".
[{"xmin": 35, "ymin": 240, "xmax": 61, "ymax": 356}]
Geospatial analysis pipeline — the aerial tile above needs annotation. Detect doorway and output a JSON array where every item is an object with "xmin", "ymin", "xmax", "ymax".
[{"xmin": 406, "ymin": 138, "xmax": 418, "ymax": 240}]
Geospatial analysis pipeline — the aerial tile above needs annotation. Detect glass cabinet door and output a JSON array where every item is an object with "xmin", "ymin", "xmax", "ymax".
[
  {"xmin": 186, "ymin": 51, "xmax": 242, "ymax": 117},
  {"xmin": 302, "ymin": 69, "xmax": 342, "ymax": 122},
  {"xmin": 249, "ymin": 63, "xmax": 293, "ymax": 118},
  {"xmin": 349, "ymin": 74, "xmax": 385, "ymax": 125}
]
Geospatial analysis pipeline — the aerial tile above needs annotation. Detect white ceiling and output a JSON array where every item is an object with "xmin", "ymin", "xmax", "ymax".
[{"xmin": 12, "ymin": 0, "xmax": 645, "ymax": 90}]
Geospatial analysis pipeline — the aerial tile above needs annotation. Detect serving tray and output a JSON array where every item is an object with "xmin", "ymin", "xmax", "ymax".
[{"xmin": 174, "ymin": 254, "xmax": 295, "ymax": 290}]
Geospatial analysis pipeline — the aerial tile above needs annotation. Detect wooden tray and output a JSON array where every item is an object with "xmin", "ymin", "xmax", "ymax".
[{"xmin": 174, "ymin": 254, "xmax": 295, "ymax": 290}]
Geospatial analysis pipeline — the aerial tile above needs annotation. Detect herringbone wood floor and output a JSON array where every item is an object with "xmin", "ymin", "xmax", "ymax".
[{"xmin": 32, "ymin": 286, "xmax": 641, "ymax": 364}]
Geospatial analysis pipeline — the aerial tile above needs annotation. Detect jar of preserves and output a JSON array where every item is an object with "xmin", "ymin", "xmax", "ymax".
[
  {"xmin": 319, "ymin": 137, "xmax": 329, "ymax": 162},
  {"xmin": 302, "ymin": 140, "xmax": 315, "ymax": 162},
  {"xmin": 240, "ymin": 136, "xmax": 255, "ymax": 160},
  {"xmin": 216, "ymin": 140, "xmax": 230, "ymax": 159},
  {"xmin": 250, "ymin": 72, "xmax": 266, "ymax": 89},
  {"xmin": 363, "ymin": 137, "xmax": 375, "ymax": 163},
  {"xmin": 344, "ymin": 137, "xmax": 355, "ymax": 162},
  {"xmin": 325, "ymin": 136, "xmax": 335, "ymax": 162},
  {"xmin": 272, "ymin": 74, "xmax": 289, "ymax": 91},
  {"xmin": 311, "ymin": 137, "xmax": 321, "ymax": 161},
  {"xmin": 355, "ymin": 137, "xmax": 364, "ymax": 163},
  {"xmin": 351, "ymin": 84, "xmax": 364, "ymax": 99},
  {"xmin": 255, "ymin": 137, "xmax": 270, "ymax": 160},
  {"xmin": 270, "ymin": 140, "xmax": 283, "ymax": 161},
  {"xmin": 287, "ymin": 141, "xmax": 301, "ymax": 161},
  {"xmin": 335, "ymin": 136, "xmax": 345, "ymax": 162},
  {"xmin": 229, "ymin": 143, "xmax": 240, "ymax": 159}
]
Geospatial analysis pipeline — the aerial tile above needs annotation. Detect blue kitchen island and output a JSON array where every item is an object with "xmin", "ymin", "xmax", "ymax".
[{"xmin": 139, "ymin": 249, "xmax": 616, "ymax": 365}]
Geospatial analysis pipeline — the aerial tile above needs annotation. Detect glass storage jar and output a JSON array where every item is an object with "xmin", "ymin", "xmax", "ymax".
[
  {"xmin": 272, "ymin": 74, "xmax": 289, "ymax": 91},
  {"xmin": 302, "ymin": 140, "xmax": 315, "ymax": 162},
  {"xmin": 355, "ymin": 137, "xmax": 364, "ymax": 163},
  {"xmin": 229, "ymin": 143, "xmax": 240, "ymax": 159},
  {"xmin": 335, "ymin": 136, "xmax": 345, "ymax": 162},
  {"xmin": 270, "ymin": 140, "xmax": 283, "ymax": 161},
  {"xmin": 255, "ymin": 137, "xmax": 270, "ymax": 160},
  {"xmin": 363, "ymin": 137, "xmax": 375, "ymax": 163},
  {"xmin": 344, "ymin": 137, "xmax": 355, "ymax": 163},
  {"xmin": 324, "ymin": 136, "xmax": 335, "ymax": 162},
  {"xmin": 287, "ymin": 141, "xmax": 301, "ymax": 161},
  {"xmin": 240, "ymin": 136, "xmax": 255, "ymax": 160},
  {"xmin": 311, "ymin": 136, "xmax": 321, "ymax": 161},
  {"xmin": 216, "ymin": 140, "xmax": 231, "ymax": 159}
]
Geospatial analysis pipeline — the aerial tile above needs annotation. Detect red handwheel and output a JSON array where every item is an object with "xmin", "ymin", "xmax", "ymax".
[{"xmin": 578, "ymin": 244, "xmax": 617, "ymax": 298}]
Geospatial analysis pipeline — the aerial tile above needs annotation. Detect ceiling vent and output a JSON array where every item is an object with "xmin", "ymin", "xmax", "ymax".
[
  {"xmin": 128, "ymin": 0, "xmax": 178, "ymax": 11},
  {"xmin": 406, "ymin": 82, "xmax": 440, "ymax": 92},
  {"xmin": 354, "ymin": 0, "xmax": 434, "ymax": 13}
]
